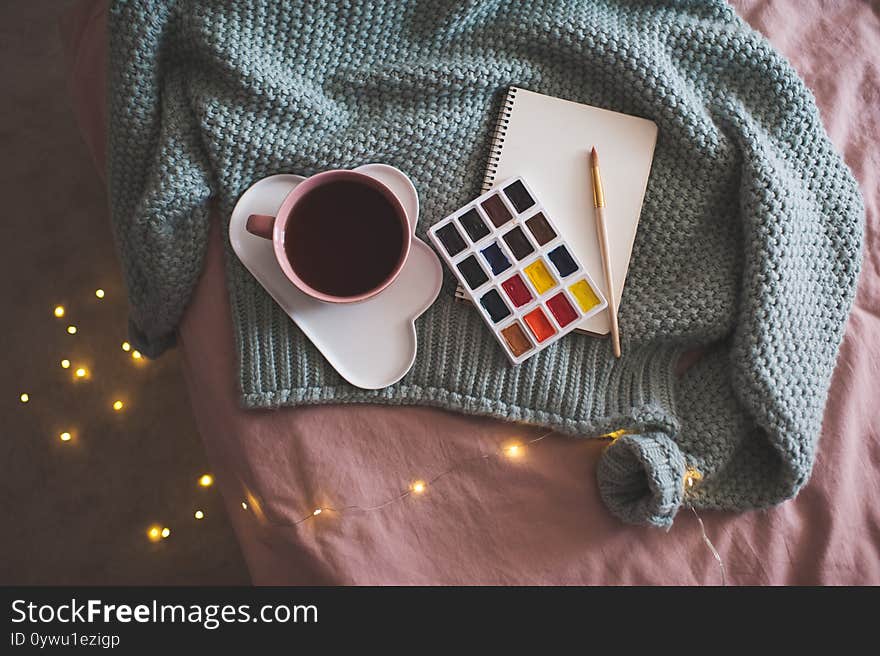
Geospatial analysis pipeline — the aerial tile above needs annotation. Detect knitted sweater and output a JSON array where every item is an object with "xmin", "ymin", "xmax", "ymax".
[{"xmin": 108, "ymin": 0, "xmax": 863, "ymax": 527}]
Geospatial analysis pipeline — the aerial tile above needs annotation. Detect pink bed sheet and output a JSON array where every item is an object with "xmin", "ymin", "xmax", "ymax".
[{"xmin": 64, "ymin": 0, "xmax": 880, "ymax": 584}]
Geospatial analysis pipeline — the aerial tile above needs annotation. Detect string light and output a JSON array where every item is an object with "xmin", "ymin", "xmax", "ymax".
[
  {"xmin": 19, "ymin": 393, "xmax": 29, "ymax": 403},
  {"xmin": 94, "ymin": 289, "xmax": 105, "ymax": 299},
  {"xmin": 32, "ymin": 306, "xmax": 723, "ymax": 580},
  {"xmin": 221, "ymin": 429, "xmax": 726, "ymax": 585}
]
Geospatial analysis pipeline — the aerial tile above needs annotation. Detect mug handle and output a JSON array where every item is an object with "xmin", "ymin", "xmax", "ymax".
[{"xmin": 246, "ymin": 214, "xmax": 275, "ymax": 240}]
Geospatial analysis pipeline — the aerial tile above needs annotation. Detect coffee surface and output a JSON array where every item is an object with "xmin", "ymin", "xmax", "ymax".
[{"xmin": 284, "ymin": 180, "xmax": 405, "ymax": 297}]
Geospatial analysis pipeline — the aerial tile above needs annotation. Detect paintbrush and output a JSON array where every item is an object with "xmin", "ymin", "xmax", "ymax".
[{"xmin": 590, "ymin": 146, "xmax": 621, "ymax": 358}]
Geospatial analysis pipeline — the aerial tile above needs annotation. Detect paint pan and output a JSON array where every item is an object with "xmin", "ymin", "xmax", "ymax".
[{"xmin": 525, "ymin": 212, "xmax": 556, "ymax": 245}]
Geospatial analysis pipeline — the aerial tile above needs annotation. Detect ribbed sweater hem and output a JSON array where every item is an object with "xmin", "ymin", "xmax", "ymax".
[{"xmin": 239, "ymin": 332, "xmax": 684, "ymax": 441}]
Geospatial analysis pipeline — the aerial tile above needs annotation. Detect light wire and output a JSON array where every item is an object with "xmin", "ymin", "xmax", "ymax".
[
  {"xmin": 690, "ymin": 505, "xmax": 727, "ymax": 586},
  {"xmin": 292, "ymin": 430, "xmax": 555, "ymax": 524}
]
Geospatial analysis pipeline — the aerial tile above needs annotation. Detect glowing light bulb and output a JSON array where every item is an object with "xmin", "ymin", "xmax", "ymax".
[
  {"xmin": 131, "ymin": 350, "xmax": 142, "ymax": 360},
  {"xmin": 121, "ymin": 341, "xmax": 131, "ymax": 352},
  {"xmin": 684, "ymin": 467, "xmax": 703, "ymax": 489},
  {"xmin": 312, "ymin": 508, "xmax": 322, "ymax": 516},
  {"xmin": 194, "ymin": 510, "xmax": 204, "ymax": 520},
  {"xmin": 75, "ymin": 367, "xmax": 87, "ymax": 378},
  {"xmin": 161, "ymin": 527, "xmax": 171, "ymax": 539},
  {"xmin": 94, "ymin": 289, "xmax": 105, "ymax": 299},
  {"xmin": 53, "ymin": 305, "xmax": 65, "ymax": 318},
  {"xmin": 241, "ymin": 501, "xmax": 248, "ymax": 510},
  {"xmin": 198, "ymin": 474, "xmax": 214, "ymax": 487},
  {"xmin": 67, "ymin": 325, "xmax": 77, "ymax": 335},
  {"xmin": 60, "ymin": 359, "xmax": 70, "ymax": 369},
  {"xmin": 147, "ymin": 525, "xmax": 161, "ymax": 542},
  {"xmin": 19, "ymin": 393, "xmax": 29, "ymax": 403},
  {"xmin": 112, "ymin": 400, "xmax": 124, "ymax": 411},
  {"xmin": 59, "ymin": 432, "xmax": 72, "ymax": 442},
  {"xmin": 411, "ymin": 480, "xmax": 427, "ymax": 494},
  {"xmin": 504, "ymin": 443, "xmax": 523, "ymax": 459}
]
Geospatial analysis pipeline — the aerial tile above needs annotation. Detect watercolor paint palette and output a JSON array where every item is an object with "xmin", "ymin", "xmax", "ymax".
[{"xmin": 429, "ymin": 177, "xmax": 607, "ymax": 364}]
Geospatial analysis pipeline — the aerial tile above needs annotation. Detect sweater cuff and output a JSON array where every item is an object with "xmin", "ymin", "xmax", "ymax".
[{"xmin": 597, "ymin": 432, "xmax": 686, "ymax": 528}]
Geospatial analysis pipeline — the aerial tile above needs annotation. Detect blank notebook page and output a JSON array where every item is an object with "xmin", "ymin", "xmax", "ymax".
[{"xmin": 487, "ymin": 87, "xmax": 657, "ymax": 335}]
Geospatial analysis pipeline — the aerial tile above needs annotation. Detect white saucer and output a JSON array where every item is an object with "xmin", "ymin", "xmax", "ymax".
[{"xmin": 229, "ymin": 164, "xmax": 442, "ymax": 390}]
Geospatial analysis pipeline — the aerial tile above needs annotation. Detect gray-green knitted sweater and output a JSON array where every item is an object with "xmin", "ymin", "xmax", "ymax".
[{"xmin": 108, "ymin": 0, "xmax": 863, "ymax": 527}]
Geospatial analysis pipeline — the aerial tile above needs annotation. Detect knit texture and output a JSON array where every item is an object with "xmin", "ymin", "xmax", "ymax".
[{"xmin": 108, "ymin": 0, "xmax": 863, "ymax": 527}]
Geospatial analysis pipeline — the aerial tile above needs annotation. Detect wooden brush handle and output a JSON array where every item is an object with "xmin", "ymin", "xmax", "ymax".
[{"xmin": 594, "ymin": 206, "xmax": 621, "ymax": 358}]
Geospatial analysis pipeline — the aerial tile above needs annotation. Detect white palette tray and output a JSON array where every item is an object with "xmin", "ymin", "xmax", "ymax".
[
  {"xmin": 428, "ymin": 176, "xmax": 607, "ymax": 365},
  {"xmin": 229, "ymin": 164, "xmax": 442, "ymax": 389}
]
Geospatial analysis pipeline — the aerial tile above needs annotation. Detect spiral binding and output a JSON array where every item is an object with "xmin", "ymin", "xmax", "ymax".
[
  {"xmin": 481, "ymin": 86, "xmax": 520, "ymax": 193},
  {"xmin": 453, "ymin": 86, "xmax": 600, "ymax": 334},
  {"xmin": 453, "ymin": 88, "xmax": 522, "ymax": 302}
]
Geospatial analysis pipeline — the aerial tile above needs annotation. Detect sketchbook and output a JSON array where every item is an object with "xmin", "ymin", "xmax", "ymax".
[{"xmin": 455, "ymin": 87, "xmax": 658, "ymax": 335}]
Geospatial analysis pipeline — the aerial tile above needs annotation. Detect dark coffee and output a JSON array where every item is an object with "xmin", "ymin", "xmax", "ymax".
[{"xmin": 284, "ymin": 180, "xmax": 405, "ymax": 298}]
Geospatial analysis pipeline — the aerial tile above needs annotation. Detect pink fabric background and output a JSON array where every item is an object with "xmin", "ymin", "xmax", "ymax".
[{"xmin": 65, "ymin": 0, "xmax": 880, "ymax": 584}]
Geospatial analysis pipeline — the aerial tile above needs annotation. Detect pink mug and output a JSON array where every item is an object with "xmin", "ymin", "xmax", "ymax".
[{"xmin": 246, "ymin": 170, "xmax": 411, "ymax": 303}]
